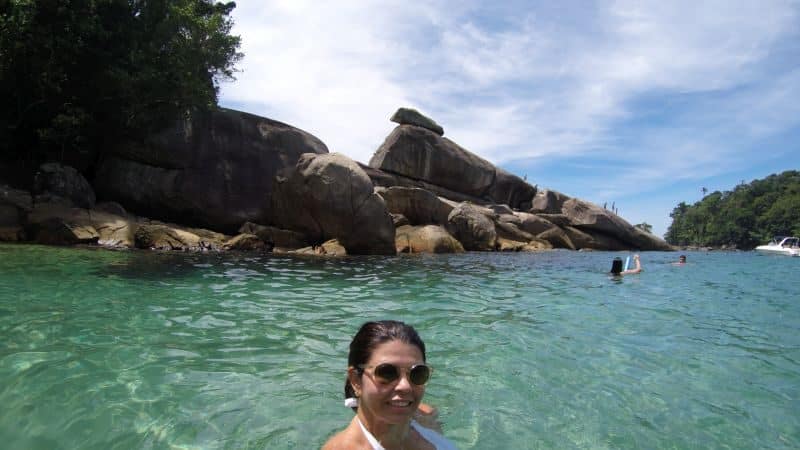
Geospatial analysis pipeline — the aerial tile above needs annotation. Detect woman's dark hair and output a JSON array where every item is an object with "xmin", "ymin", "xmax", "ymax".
[
  {"xmin": 344, "ymin": 320, "xmax": 426, "ymax": 410},
  {"xmin": 610, "ymin": 257, "xmax": 623, "ymax": 274}
]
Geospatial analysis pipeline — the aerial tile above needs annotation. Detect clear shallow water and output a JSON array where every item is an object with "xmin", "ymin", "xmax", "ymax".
[{"xmin": 1, "ymin": 244, "xmax": 798, "ymax": 449}]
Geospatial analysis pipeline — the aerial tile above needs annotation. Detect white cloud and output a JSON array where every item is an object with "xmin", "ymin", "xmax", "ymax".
[{"xmin": 220, "ymin": 0, "xmax": 800, "ymax": 194}]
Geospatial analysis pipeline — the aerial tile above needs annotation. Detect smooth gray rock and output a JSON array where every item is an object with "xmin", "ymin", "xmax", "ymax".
[
  {"xmin": 561, "ymin": 198, "xmax": 673, "ymax": 250},
  {"xmin": 271, "ymin": 153, "xmax": 396, "ymax": 255},
  {"xmin": 390, "ymin": 108, "xmax": 444, "ymax": 136},
  {"xmin": 537, "ymin": 227, "xmax": 575, "ymax": 250},
  {"xmin": 530, "ymin": 189, "xmax": 570, "ymax": 214},
  {"xmin": 370, "ymin": 125, "xmax": 496, "ymax": 198},
  {"xmin": 376, "ymin": 186, "xmax": 453, "ymax": 226},
  {"xmin": 486, "ymin": 168, "xmax": 537, "ymax": 210},
  {"xmin": 446, "ymin": 202, "xmax": 497, "ymax": 251},
  {"xmin": 515, "ymin": 212, "xmax": 559, "ymax": 236}
]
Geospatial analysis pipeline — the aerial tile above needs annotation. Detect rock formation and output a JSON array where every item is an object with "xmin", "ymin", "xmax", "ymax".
[
  {"xmin": 94, "ymin": 108, "xmax": 328, "ymax": 232},
  {"xmin": 1, "ymin": 106, "xmax": 673, "ymax": 255},
  {"xmin": 270, "ymin": 153, "xmax": 396, "ymax": 255}
]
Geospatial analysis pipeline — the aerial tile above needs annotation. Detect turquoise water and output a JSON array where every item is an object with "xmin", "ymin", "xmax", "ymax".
[{"xmin": 1, "ymin": 243, "xmax": 798, "ymax": 449}]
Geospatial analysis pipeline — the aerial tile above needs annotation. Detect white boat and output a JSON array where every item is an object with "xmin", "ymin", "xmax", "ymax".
[{"xmin": 755, "ymin": 236, "xmax": 800, "ymax": 256}]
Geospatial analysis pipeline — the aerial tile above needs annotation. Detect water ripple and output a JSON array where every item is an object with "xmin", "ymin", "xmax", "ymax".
[{"xmin": 1, "ymin": 246, "xmax": 799, "ymax": 448}]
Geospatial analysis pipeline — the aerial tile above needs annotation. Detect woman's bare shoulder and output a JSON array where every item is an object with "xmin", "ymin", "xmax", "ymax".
[{"xmin": 322, "ymin": 421, "xmax": 362, "ymax": 450}]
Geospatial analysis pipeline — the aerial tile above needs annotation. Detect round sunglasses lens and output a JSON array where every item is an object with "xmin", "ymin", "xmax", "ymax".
[
  {"xmin": 373, "ymin": 364, "xmax": 400, "ymax": 383},
  {"xmin": 410, "ymin": 365, "xmax": 431, "ymax": 385}
]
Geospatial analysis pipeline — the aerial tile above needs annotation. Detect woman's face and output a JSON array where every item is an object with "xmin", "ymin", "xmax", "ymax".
[{"xmin": 350, "ymin": 339, "xmax": 426, "ymax": 425}]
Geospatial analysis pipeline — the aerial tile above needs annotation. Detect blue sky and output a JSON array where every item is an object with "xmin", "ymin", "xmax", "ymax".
[{"xmin": 219, "ymin": 0, "xmax": 800, "ymax": 238}]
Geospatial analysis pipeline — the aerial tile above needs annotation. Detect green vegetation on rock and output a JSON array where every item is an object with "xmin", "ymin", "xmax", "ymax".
[
  {"xmin": 665, "ymin": 170, "xmax": 800, "ymax": 249},
  {"xmin": 0, "ymin": 0, "xmax": 241, "ymax": 168}
]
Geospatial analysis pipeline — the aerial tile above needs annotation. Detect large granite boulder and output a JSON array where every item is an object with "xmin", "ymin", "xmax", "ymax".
[
  {"xmin": 486, "ymin": 168, "xmax": 537, "ymax": 210},
  {"xmin": 495, "ymin": 221, "xmax": 535, "ymax": 243},
  {"xmin": 561, "ymin": 198, "xmax": 672, "ymax": 250},
  {"xmin": 33, "ymin": 163, "xmax": 96, "ymax": 208},
  {"xmin": 270, "ymin": 153, "xmax": 396, "ymax": 255},
  {"xmin": 390, "ymin": 108, "xmax": 444, "ymax": 136},
  {"xmin": 537, "ymin": 227, "xmax": 575, "ymax": 250},
  {"xmin": 376, "ymin": 187, "xmax": 453, "ymax": 226},
  {"xmin": 530, "ymin": 189, "xmax": 570, "ymax": 214},
  {"xmin": 446, "ymin": 202, "xmax": 497, "ymax": 251},
  {"xmin": 514, "ymin": 212, "xmax": 560, "ymax": 236},
  {"xmin": 360, "ymin": 163, "xmax": 489, "ymax": 204},
  {"xmin": 561, "ymin": 226, "xmax": 625, "ymax": 250},
  {"xmin": 395, "ymin": 224, "xmax": 464, "ymax": 254},
  {"xmin": 94, "ymin": 108, "xmax": 328, "ymax": 232},
  {"xmin": 370, "ymin": 125, "xmax": 496, "ymax": 198}
]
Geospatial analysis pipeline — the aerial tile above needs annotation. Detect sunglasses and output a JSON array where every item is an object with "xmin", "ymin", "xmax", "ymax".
[{"xmin": 358, "ymin": 363, "xmax": 432, "ymax": 386}]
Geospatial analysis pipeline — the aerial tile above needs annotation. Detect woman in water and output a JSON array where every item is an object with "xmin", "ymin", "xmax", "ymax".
[
  {"xmin": 610, "ymin": 254, "xmax": 642, "ymax": 275},
  {"xmin": 323, "ymin": 320, "xmax": 457, "ymax": 449}
]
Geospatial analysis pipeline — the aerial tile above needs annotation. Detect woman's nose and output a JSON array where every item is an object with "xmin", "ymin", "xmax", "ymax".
[{"xmin": 394, "ymin": 372, "xmax": 414, "ymax": 391}]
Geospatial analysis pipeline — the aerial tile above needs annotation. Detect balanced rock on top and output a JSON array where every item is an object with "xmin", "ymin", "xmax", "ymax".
[{"xmin": 390, "ymin": 107, "xmax": 444, "ymax": 136}]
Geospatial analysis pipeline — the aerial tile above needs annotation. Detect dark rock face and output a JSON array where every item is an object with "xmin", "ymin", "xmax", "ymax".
[
  {"xmin": 390, "ymin": 107, "xmax": 444, "ymax": 136},
  {"xmin": 94, "ymin": 108, "xmax": 328, "ymax": 232},
  {"xmin": 370, "ymin": 125, "xmax": 497, "ymax": 198},
  {"xmin": 34, "ymin": 163, "xmax": 96, "ymax": 208},
  {"xmin": 270, "ymin": 153, "xmax": 396, "ymax": 255}
]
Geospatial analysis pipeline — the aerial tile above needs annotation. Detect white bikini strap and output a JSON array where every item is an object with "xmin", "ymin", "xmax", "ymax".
[{"xmin": 356, "ymin": 417, "xmax": 386, "ymax": 450}]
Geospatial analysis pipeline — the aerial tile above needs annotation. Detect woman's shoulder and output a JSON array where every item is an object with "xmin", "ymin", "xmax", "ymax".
[{"xmin": 321, "ymin": 421, "xmax": 364, "ymax": 450}]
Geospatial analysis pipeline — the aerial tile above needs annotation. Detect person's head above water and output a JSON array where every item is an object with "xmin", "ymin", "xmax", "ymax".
[
  {"xmin": 679, "ymin": 255, "xmax": 686, "ymax": 263},
  {"xmin": 344, "ymin": 320, "xmax": 428, "ymax": 409},
  {"xmin": 324, "ymin": 320, "xmax": 457, "ymax": 450},
  {"xmin": 610, "ymin": 257, "xmax": 624, "ymax": 274}
]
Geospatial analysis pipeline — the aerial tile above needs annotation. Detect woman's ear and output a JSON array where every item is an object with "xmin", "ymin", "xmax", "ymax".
[{"xmin": 347, "ymin": 367, "xmax": 362, "ymax": 396}]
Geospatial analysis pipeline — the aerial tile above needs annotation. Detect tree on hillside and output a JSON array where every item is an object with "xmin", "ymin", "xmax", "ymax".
[
  {"xmin": 665, "ymin": 171, "xmax": 800, "ymax": 248},
  {"xmin": 634, "ymin": 222, "xmax": 652, "ymax": 233},
  {"xmin": 0, "ymin": 0, "xmax": 242, "ymax": 169}
]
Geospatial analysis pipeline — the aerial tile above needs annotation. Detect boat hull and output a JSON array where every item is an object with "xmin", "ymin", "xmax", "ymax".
[{"xmin": 755, "ymin": 246, "xmax": 800, "ymax": 256}]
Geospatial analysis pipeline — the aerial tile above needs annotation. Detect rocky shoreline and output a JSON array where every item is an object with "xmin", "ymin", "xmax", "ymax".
[{"xmin": 1, "ymin": 107, "xmax": 673, "ymax": 255}]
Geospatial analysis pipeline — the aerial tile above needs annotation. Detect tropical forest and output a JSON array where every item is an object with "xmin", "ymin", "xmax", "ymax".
[{"xmin": 665, "ymin": 170, "xmax": 800, "ymax": 249}]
